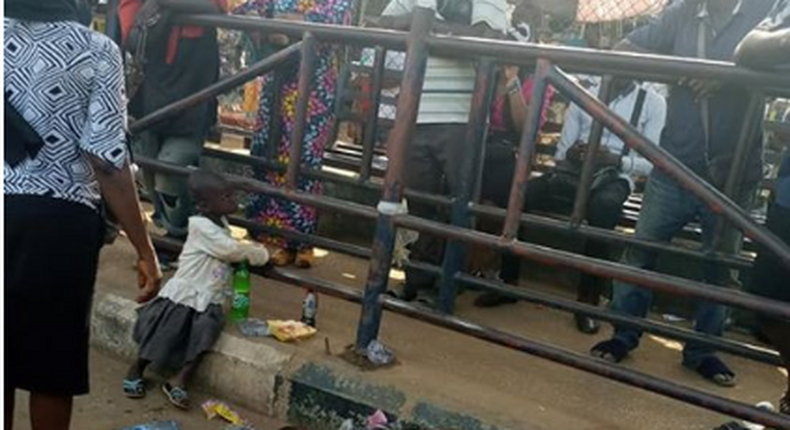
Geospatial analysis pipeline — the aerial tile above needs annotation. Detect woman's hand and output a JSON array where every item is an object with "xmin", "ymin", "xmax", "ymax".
[
  {"xmin": 504, "ymin": 66, "xmax": 520, "ymax": 84},
  {"xmin": 136, "ymin": 253, "xmax": 163, "ymax": 304}
]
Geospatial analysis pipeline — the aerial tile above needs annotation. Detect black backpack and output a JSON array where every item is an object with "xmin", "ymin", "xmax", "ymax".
[{"xmin": 124, "ymin": 0, "xmax": 170, "ymax": 101}]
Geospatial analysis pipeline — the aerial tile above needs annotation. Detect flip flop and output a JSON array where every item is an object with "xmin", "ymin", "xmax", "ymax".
[
  {"xmin": 162, "ymin": 383, "xmax": 190, "ymax": 409},
  {"xmin": 122, "ymin": 378, "xmax": 146, "ymax": 399},
  {"xmin": 590, "ymin": 339, "xmax": 630, "ymax": 363},
  {"xmin": 689, "ymin": 356, "xmax": 737, "ymax": 388}
]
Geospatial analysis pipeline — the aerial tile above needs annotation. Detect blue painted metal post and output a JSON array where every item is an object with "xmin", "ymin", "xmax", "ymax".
[
  {"xmin": 438, "ymin": 58, "xmax": 497, "ymax": 313},
  {"xmin": 354, "ymin": 7, "xmax": 434, "ymax": 351}
]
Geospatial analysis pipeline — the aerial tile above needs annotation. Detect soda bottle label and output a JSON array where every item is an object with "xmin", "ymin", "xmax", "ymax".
[{"xmin": 232, "ymin": 293, "xmax": 250, "ymax": 310}]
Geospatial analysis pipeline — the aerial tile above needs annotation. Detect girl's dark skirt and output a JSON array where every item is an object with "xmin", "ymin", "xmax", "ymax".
[
  {"xmin": 133, "ymin": 298, "xmax": 224, "ymax": 370},
  {"xmin": 5, "ymin": 195, "xmax": 103, "ymax": 396}
]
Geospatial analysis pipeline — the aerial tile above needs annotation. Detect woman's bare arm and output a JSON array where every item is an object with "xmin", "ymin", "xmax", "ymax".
[{"xmin": 90, "ymin": 157, "xmax": 162, "ymax": 303}]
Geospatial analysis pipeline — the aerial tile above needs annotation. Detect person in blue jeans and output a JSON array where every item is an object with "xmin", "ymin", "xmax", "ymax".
[{"xmin": 590, "ymin": 0, "xmax": 776, "ymax": 388}]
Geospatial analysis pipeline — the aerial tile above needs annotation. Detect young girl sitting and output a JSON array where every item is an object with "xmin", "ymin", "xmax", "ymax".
[{"xmin": 123, "ymin": 170, "xmax": 270, "ymax": 409}]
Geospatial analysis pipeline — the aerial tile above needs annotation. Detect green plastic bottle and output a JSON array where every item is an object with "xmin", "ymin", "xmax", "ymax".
[{"xmin": 230, "ymin": 261, "xmax": 251, "ymax": 322}]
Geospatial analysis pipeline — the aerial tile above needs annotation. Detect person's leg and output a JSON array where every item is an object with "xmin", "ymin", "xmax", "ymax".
[
  {"xmin": 154, "ymin": 135, "xmax": 205, "ymax": 238},
  {"xmin": 132, "ymin": 132, "xmax": 165, "ymax": 226},
  {"xmin": 6, "ymin": 389, "xmax": 14, "ymax": 430},
  {"xmin": 682, "ymin": 183, "xmax": 757, "ymax": 381},
  {"xmin": 162, "ymin": 356, "xmax": 205, "ymax": 409},
  {"xmin": 402, "ymin": 126, "xmax": 445, "ymax": 300},
  {"xmin": 575, "ymin": 179, "xmax": 630, "ymax": 333},
  {"xmin": 592, "ymin": 176, "xmax": 694, "ymax": 361},
  {"xmin": 475, "ymin": 174, "xmax": 554, "ymax": 307},
  {"xmin": 29, "ymin": 393, "xmax": 72, "ymax": 430}
]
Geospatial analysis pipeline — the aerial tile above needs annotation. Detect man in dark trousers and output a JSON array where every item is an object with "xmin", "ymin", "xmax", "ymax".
[
  {"xmin": 119, "ymin": 0, "xmax": 226, "ymax": 263},
  {"xmin": 589, "ymin": 0, "xmax": 775, "ymax": 388},
  {"xmin": 369, "ymin": 0, "xmax": 508, "ymax": 304}
]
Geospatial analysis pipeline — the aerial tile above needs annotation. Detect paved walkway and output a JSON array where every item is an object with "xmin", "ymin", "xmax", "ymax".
[
  {"xmin": 10, "ymin": 349, "xmax": 285, "ymax": 430},
  {"xmin": 95, "ymin": 237, "xmax": 784, "ymax": 430}
]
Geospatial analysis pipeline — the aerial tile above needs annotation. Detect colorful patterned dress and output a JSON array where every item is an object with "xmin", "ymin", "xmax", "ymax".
[{"xmin": 234, "ymin": 0, "xmax": 352, "ymax": 251}]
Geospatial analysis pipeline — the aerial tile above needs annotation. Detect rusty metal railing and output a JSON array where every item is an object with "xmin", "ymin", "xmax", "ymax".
[{"xmin": 124, "ymin": 7, "xmax": 790, "ymax": 428}]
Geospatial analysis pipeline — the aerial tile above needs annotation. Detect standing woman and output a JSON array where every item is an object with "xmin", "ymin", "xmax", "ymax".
[
  {"xmin": 234, "ymin": 0, "xmax": 353, "ymax": 268},
  {"xmin": 5, "ymin": 0, "xmax": 162, "ymax": 428}
]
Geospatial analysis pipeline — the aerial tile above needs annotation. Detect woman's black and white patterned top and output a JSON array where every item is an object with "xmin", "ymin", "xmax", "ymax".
[{"xmin": 4, "ymin": 18, "xmax": 128, "ymax": 210}]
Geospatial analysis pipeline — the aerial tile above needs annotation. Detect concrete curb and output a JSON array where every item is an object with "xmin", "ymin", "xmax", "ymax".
[{"xmin": 91, "ymin": 293, "xmax": 510, "ymax": 430}]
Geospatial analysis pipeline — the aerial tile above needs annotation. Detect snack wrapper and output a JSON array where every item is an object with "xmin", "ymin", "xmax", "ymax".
[
  {"xmin": 202, "ymin": 400, "xmax": 243, "ymax": 425},
  {"xmin": 267, "ymin": 320, "xmax": 317, "ymax": 342}
]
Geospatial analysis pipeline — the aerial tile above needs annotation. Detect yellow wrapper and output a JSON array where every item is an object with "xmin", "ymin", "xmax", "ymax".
[
  {"xmin": 267, "ymin": 320, "xmax": 317, "ymax": 342},
  {"xmin": 202, "ymin": 400, "xmax": 243, "ymax": 425}
]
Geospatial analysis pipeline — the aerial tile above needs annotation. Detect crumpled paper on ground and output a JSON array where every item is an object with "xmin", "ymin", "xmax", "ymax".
[
  {"xmin": 382, "ymin": 199, "xmax": 418, "ymax": 268},
  {"xmin": 366, "ymin": 340, "xmax": 395, "ymax": 366}
]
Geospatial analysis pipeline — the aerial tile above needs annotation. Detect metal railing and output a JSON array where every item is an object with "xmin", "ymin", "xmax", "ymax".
[{"xmin": 124, "ymin": 8, "xmax": 790, "ymax": 428}]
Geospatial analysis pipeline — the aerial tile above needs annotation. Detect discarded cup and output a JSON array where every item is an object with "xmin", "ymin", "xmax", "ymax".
[{"xmin": 366, "ymin": 340, "xmax": 394, "ymax": 366}]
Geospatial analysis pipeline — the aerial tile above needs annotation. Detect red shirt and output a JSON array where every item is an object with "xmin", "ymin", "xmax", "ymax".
[{"xmin": 118, "ymin": 0, "xmax": 228, "ymax": 64}]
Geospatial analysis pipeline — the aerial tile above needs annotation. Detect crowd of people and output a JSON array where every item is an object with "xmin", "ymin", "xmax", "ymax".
[{"xmin": 4, "ymin": 0, "xmax": 789, "ymax": 428}]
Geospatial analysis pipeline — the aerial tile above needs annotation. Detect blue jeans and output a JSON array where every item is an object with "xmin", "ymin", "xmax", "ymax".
[
  {"xmin": 133, "ymin": 132, "xmax": 204, "ymax": 238},
  {"xmin": 610, "ymin": 174, "xmax": 756, "ymax": 368}
]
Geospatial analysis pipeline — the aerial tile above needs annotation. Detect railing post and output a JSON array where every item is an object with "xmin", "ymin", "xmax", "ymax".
[
  {"xmin": 286, "ymin": 33, "xmax": 318, "ymax": 188},
  {"xmin": 711, "ymin": 92, "xmax": 764, "ymax": 252},
  {"xmin": 570, "ymin": 75, "xmax": 615, "ymax": 227},
  {"xmin": 438, "ymin": 58, "xmax": 496, "ymax": 313},
  {"xmin": 502, "ymin": 59, "xmax": 552, "ymax": 239},
  {"xmin": 360, "ymin": 47, "xmax": 387, "ymax": 181},
  {"xmin": 354, "ymin": 7, "xmax": 434, "ymax": 351},
  {"xmin": 266, "ymin": 71, "xmax": 285, "ymax": 162}
]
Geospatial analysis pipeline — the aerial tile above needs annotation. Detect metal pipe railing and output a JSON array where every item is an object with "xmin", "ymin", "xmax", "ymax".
[
  {"xmin": 354, "ymin": 7, "xmax": 434, "ymax": 351},
  {"xmin": 359, "ymin": 46, "xmax": 386, "ymax": 181},
  {"xmin": 379, "ymin": 296, "xmax": 790, "ymax": 429},
  {"xmin": 438, "ymin": 58, "xmax": 496, "ymax": 313},
  {"xmin": 135, "ymin": 155, "xmax": 790, "ymax": 330},
  {"xmin": 286, "ymin": 33, "xmax": 317, "ymax": 188},
  {"xmin": 224, "ymin": 208, "xmax": 779, "ymax": 366},
  {"xmin": 395, "ymin": 214, "xmax": 790, "ymax": 320},
  {"xmin": 204, "ymin": 146, "xmax": 754, "ymax": 270},
  {"xmin": 173, "ymin": 14, "xmax": 790, "ymax": 91}
]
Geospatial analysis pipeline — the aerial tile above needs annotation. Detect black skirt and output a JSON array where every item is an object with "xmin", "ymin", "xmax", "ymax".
[
  {"xmin": 133, "ymin": 298, "xmax": 225, "ymax": 370},
  {"xmin": 5, "ymin": 195, "xmax": 103, "ymax": 396}
]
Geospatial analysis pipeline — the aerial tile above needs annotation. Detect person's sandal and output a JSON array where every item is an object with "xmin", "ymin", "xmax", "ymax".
[
  {"xmin": 590, "ymin": 339, "xmax": 630, "ymax": 363},
  {"xmin": 271, "ymin": 249, "xmax": 296, "ymax": 267},
  {"xmin": 295, "ymin": 248, "xmax": 315, "ymax": 269},
  {"xmin": 162, "ymin": 383, "xmax": 190, "ymax": 409},
  {"xmin": 474, "ymin": 292, "xmax": 517, "ymax": 308},
  {"xmin": 122, "ymin": 378, "xmax": 146, "ymax": 399},
  {"xmin": 688, "ymin": 356, "xmax": 737, "ymax": 388},
  {"xmin": 780, "ymin": 392, "xmax": 789, "ymax": 415}
]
